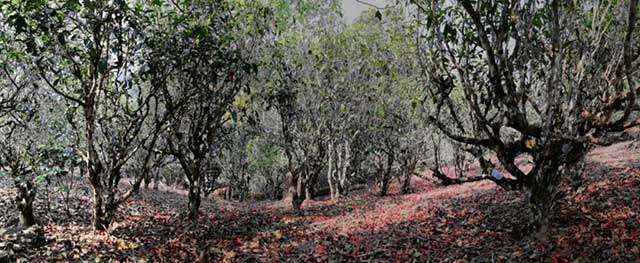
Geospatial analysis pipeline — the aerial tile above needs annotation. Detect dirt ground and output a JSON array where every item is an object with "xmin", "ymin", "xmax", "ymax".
[{"xmin": 1, "ymin": 139, "xmax": 639, "ymax": 262}]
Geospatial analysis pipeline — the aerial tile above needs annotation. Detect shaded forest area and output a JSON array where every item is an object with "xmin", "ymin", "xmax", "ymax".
[{"xmin": 1, "ymin": 0, "xmax": 640, "ymax": 262}]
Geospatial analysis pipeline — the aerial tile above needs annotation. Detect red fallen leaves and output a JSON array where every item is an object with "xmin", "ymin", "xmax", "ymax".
[
  {"xmin": 603, "ymin": 220, "xmax": 618, "ymax": 230},
  {"xmin": 7, "ymin": 139, "xmax": 640, "ymax": 263},
  {"xmin": 626, "ymin": 178, "xmax": 635, "ymax": 188},
  {"xmin": 538, "ymin": 245, "xmax": 546, "ymax": 252},
  {"xmin": 418, "ymin": 247, "xmax": 431, "ymax": 257},
  {"xmin": 628, "ymin": 232, "xmax": 640, "ymax": 239},
  {"xmin": 486, "ymin": 230, "xmax": 498, "ymax": 239},
  {"xmin": 551, "ymin": 255, "xmax": 570, "ymax": 263},
  {"xmin": 213, "ymin": 239, "xmax": 233, "ymax": 248},
  {"xmin": 154, "ymin": 214, "xmax": 171, "ymax": 223},
  {"xmin": 308, "ymin": 215, "xmax": 330, "ymax": 223},
  {"xmin": 168, "ymin": 238, "xmax": 180, "ymax": 246},
  {"xmin": 314, "ymin": 244, "xmax": 328, "ymax": 255}
]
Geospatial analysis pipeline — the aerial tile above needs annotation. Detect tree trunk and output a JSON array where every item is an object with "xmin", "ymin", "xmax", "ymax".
[
  {"xmin": 85, "ymin": 92, "xmax": 109, "ymax": 231},
  {"xmin": 337, "ymin": 177, "xmax": 348, "ymax": 197},
  {"xmin": 239, "ymin": 169, "xmax": 248, "ymax": 202},
  {"xmin": 400, "ymin": 172, "xmax": 411, "ymax": 195},
  {"xmin": 89, "ymin": 180, "xmax": 116, "ymax": 231},
  {"xmin": 144, "ymin": 175, "xmax": 151, "ymax": 189},
  {"xmin": 287, "ymin": 171, "xmax": 305, "ymax": 212},
  {"xmin": 528, "ymin": 160, "xmax": 561, "ymax": 232},
  {"xmin": 400, "ymin": 158, "xmax": 416, "ymax": 194},
  {"xmin": 91, "ymin": 186, "xmax": 107, "ymax": 231},
  {"xmin": 305, "ymin": 186, "xmax": 313, "ymax": 201},
  {"xmin": 292, "ymin": 192, "xmax": 304, "ymax": 212},
  {"xmin": 187, "ymin": 178, "xmax": 201, "ymax": 220},
  {"xmin": 376, "ymin": 151, "xmax": 394, "ymax": 197},
  {"xmin": 305, "ymin": 170, "xmax": 317, "ymax": 201},
  {"xmin": 329, "ymin": 141, "xmax": 351, "ymax": 199},
  {"xmin": 15, "ymin": 180, "xmax": 36, "ymax": 227},
  {"xmin": 327, "ymin": 142, "xmax": 336, "ymax": 199},
  {"xmin": 338, "ymin": 141, "xmax": 350, "ymax": 197},
  {"xmin": 378, "ymin": 177, "xmax": 389, "ymax": 197},
  {"xmin": 153, "ymin": 169, "xmax": 160, "ymax": 190}
]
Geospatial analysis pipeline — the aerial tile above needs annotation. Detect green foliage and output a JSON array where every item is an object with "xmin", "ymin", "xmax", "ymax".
[{"xmin": 0, "ymin": 0, "xmax": 427, "ymax": 229}]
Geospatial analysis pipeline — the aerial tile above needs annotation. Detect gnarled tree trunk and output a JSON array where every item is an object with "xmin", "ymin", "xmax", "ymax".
[
  {"xmin": 15, "ymin": 180, "xmax": 36, "ymax": 227},
  {"xmin": 187, "ymin": 169, "xmax": 202, "ymax": 220},
  {"xmin": 400, "ymin": 157, "xmax": 417, "ymax": 195},
  {"xmin": 375, "ymin": 150, "xmax": 394, "ymax": 197},
  {"xmin": 90, "ymin": 185, "xmax": 107, "ymax": 231},
  {"xmin": 288, "ymin": 171, "xmax": 305, "ymax": 212}
]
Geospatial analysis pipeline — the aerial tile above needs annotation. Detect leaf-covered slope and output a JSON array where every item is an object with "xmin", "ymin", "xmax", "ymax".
[{"xmin": 1, "ymin": 140, "xmax": 639, "ymax": 262}]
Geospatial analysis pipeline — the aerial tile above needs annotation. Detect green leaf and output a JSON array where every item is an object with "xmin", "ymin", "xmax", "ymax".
[
  {"xmin": 66, "ymin": 106, "xmax": 77, "ymax": 124},
  {"xmin": 376, "ymin": 107, "xmax": 385, "ymax": 118},
  {"xmin": 65, "ymin": 0, "xmax": 81, "ymax": 10},
  {"xmin": 36, "ymin": 175, "xmax": 48, "ymax": 183}
]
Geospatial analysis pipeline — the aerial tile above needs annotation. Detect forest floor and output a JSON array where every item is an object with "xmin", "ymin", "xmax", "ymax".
[{"xmin": 1, "ymin": 139, "xmax": 640, "ymax": 262}]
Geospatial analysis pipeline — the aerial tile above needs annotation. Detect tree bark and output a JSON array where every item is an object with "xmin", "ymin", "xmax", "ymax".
[
  {"xmin": 290, "ymin": 181, "xmax": 304, "ymax": 211},
  {"xmin": 287, "ymin": 171, "xmax": 305, "ymax": 212},
  {"xmin": 144, "ymin": 174, "xmax": 151, "ymax": 189},
  {"xmin": 376, "ymin": 151, "xmax": 394, "ymax": 197},
  {"xmin": 327, "ymin": 142, "xmax": 336, "ymax": 199},
  {"xmin": 378, "ymin": 179, "xmax": 389, "ymax": 197},
  {"xmin": 153, "ymin": 169, "xmax": 160, "ymax": 190},
  {"xmin": 91, "ymin": 186, "xmax": 107, "ymax": 231},
  {"xmin": 15, "ymin": 180, "xmax": 36, "ymax": 227},
  {"xmin": 337, "ymin": 141, "xmax": 350, "ymax": 197},
  {"xmin": 292, "ymin": 195, "xmax": 303, "ymax": 211},
  {"xmin": 85, "ymin": 89, "xmax": 109, "ymax": 231},
  {"xmin": 305, "ymin": 187, "xmax": 313, "ymax": 201},
  {"xmin": 528, "ymin": 155, "xmax": 562, "ymax": 231},
  {"xmin": 305, "ymin": 170, "xmax": 318, "ymax": 201},
  {"xmin": 187, "ymin": 175, "xmax": 202, "ymax": 220},
  {"xmin": 226, "ymin": 187, "xmax": 232, "ymax": 200},
  {"xmin": 400, "ymin": 158, "xmax": 416, "ymax": 194}
]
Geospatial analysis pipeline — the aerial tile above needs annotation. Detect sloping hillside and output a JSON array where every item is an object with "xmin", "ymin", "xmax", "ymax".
[{"xmin": 1, "ymin": 140, "xmax": 639, "ymax": 262}]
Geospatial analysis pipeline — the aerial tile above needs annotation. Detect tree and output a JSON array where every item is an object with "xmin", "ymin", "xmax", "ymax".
[
  {"xmin": 217, "ymin": 123, "xmax": 253, "ymax": 202},
  {"xmin": 146, "ymin": 0, "xmax": 262, "ymax": 220},
  {"xmin": 247, "ymin": 136, "xmax": 287, "ymax": 200},
  {"xmin": 255, "ymin": 0, "xmax": 342, "ymax": 210},
  {"xmin": 267, "ymin": 63, "xmax": 328, "ymax": 209},
  {"xmin": 0, "ymin": 118, "xmax": 39, "ymax": 228},
  {"xmin": 414, "ymin": 0, "xmax": 640, "ymax": 229},
  {"xmin": 312, "ymin": 23, "xmax": 369, "ymax": 200},
  {"xmin": 345, "ymin": 8, "xmax": 423, "ymax": 197},
  {"xmin": 2, "ymin": 0, "xmax": 166, "ymax": 230},
  {"xmin": 0, "ymin": 56, "xmax": 39, "ymax": 227}
]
